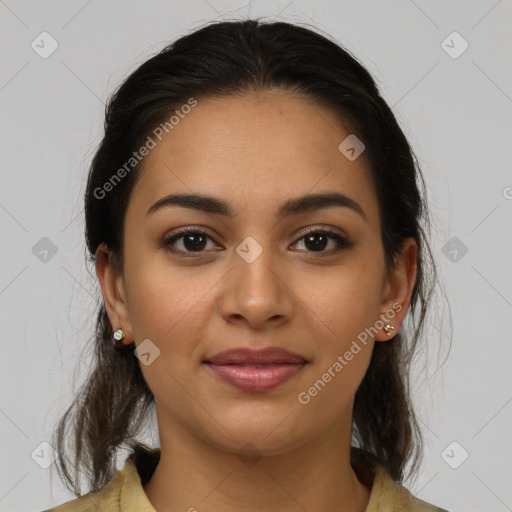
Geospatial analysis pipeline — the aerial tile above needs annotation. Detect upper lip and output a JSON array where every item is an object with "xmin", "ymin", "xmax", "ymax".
[{"xmin": 204, "ymin": 347, "xmax": 308, "ymax": 365}]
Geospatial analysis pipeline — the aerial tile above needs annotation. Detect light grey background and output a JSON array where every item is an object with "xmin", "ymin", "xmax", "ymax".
[{"xmin": 1, "ymin": 1, "xmax": 511, "ymax": 511}]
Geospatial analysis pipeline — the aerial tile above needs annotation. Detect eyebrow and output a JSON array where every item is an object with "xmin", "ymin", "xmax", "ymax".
[{"xmin": 146, "ymin": 192, "xmax": 367, "ymax": 221}]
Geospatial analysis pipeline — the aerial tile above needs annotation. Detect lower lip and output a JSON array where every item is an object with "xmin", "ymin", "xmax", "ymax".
[{"xmin": 204, "ymin": 363, "xmax": 306, "ymax": 391}]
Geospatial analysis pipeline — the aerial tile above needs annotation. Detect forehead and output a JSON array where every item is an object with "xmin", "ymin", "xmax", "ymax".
[{"xmin": 129, "ymin": 90, "xmax": 379, "ymax": 223}]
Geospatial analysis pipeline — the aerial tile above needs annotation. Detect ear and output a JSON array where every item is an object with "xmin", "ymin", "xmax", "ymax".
[
  {"xmin": 95, "ymin": 243, "xmax": 134, "ymax": 343},
  {"xmin": 374, "ymin": 237, "xmax": 418, "ymax": 342}
]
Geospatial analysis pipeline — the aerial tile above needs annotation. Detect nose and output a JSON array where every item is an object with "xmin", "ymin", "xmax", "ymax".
[{"xmin": 219, "ymin": 238, "xmax": 294, "ymax": 329}]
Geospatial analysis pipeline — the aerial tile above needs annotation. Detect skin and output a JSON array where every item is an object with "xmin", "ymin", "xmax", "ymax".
[{"xmin": 96, "ymin": 89, "xmax": 417, "ymax": 512}]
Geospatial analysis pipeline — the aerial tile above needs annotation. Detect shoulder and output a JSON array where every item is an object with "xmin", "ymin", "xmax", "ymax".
[
  {"xmin": 350, "ymin": 448, "xmax": 448, "ymax": 512},
  {"xmin": 40, "ymin": 445, "xmax": 160, "ymax": 512},
  {"xmin": 369, "ymin": 465, "xmax": 450, "ymax": 512},
  {"xmin": 40, "ymin": 467, "xmax": 127, "ymax": 512}
]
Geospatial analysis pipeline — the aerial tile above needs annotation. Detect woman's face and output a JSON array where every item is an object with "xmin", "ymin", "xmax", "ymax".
[{"xmin": 98, "ymin": 89, "xmax": 415, "ymax": 455}]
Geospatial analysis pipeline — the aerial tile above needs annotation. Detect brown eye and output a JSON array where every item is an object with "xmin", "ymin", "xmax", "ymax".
[
  {"xmin": 161, "ymin": 228, "xmax": 218, "ymax": 257},
  {"xmin": 160, "ymin": 226, "xmax": 353, "ymax": 258},
  {"xmin": 292, "ymin": 229, "xmax": 353, "ymax": 254},
  {"xmin": 179, "ymin": 232, "xmax": 208, "ymax": 251}
]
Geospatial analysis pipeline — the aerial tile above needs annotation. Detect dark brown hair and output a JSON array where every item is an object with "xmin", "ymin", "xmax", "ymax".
[{"xmin": 52, "ymin": 18, "xmax": 439, "ymax": 496}]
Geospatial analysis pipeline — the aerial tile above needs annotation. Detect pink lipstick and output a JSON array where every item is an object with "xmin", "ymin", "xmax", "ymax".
[{"xmin": 203, "ymin": 346, "xmax": 307, "ymax": 392}]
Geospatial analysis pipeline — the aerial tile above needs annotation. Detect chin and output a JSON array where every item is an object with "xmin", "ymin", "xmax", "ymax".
[
  {"xmin": 212, "ymin": 430, "xmax": 305, "ymax": 459},
  {"xmin": 202, "ymin": 403, "xmax": 315, "ymax": 456}
]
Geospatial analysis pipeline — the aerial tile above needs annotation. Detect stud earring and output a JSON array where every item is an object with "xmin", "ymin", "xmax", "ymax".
[
  {"xmin": 113, "ymin": 328, "xmax": 132, "ymax": 347},
  {"xmin": 383, "ymin": 324, "xmax": 395, "ymax": 336}
]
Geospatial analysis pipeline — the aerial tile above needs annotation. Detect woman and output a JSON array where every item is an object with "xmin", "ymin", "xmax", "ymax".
[{"xmin": 44, "ymin": 18, "xmax": 448, "ymax": 512}]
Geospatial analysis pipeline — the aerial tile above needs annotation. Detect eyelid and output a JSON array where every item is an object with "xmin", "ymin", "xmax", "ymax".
[
  {"xmin": 163, "ymin": 224, "xmax": 347, "ymax": 241},
  {"xmin": 160, "ymin": 224, "xmax": 353, "ymax": 256},
  {"xmin": 297, "ymin": 224, "xmax": 348, "ymax": 239}
]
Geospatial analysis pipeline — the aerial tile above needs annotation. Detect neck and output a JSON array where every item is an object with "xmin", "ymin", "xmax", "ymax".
[{"xmin": 143, "ymin": 406, "xmax": 371, "ymax": 512}]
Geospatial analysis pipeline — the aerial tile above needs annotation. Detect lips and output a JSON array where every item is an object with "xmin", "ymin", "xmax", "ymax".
[
  {"xmin": 203, "ymin": 347, "xmax": 308, "ymax": 391},
  {"xmin": 204, "ymin": 346, "xmax": 307, "ymax": 365}
]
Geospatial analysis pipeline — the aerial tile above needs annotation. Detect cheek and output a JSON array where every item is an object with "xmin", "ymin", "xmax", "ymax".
[
  {"xmin": 298, "ymin": 254, "xmax": 384, "ymax": 399},
  {"xmin": 127, "ymin": 267, "xmax": 212, "ymax": 342},
  {"xmin": 125, "ymin": 264, "xmax": 214, "ymax": 401},
  {"xmin": 122, "ymin": 240, "xmax": 198, "ymax": 338},
  {"xmin": 296, "ymin": 270, "xmax": 380, "ymax": 413},
  {"xmin": 307, "ymin": 262, "xmax": 384, "ymax": 342}
]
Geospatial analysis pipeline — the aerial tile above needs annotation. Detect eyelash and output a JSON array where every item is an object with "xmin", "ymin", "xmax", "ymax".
[{"xmin": 159, "ymin": 226, "xmax": 353, "ymax": 258}]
